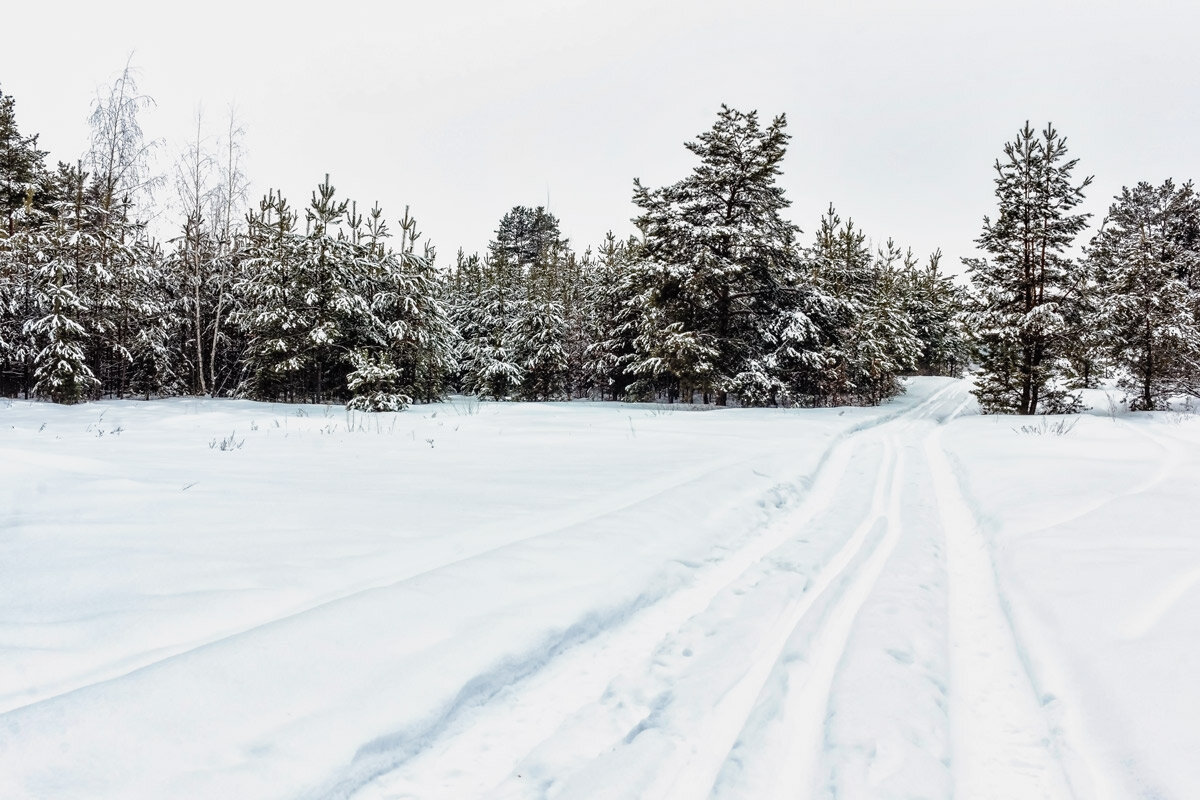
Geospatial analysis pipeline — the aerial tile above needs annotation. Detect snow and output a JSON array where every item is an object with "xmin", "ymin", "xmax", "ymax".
[{"xmin": 1, "ymin": 378, "xmax": 1198, "ymax": 799}]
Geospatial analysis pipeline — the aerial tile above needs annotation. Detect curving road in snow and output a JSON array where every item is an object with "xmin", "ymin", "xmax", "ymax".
[{"xmin": 2, "ymin": 379, "xmax": 1198, "ymax": 799}]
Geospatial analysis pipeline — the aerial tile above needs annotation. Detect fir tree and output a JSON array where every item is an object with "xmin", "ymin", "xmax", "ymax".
[{"xmin": 964, "ymin": 122, "xmax": 1092, "ymax": 414}]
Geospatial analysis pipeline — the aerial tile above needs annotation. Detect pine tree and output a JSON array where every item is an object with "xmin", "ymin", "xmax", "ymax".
[
  {"xmin": 460, "ymin": 252, "xmax": 523, "ymax": 399},
  {"xmin": 1, "ymin": 84, "xmax": 50, "ymax": 235},
  {"xmin": 490, "ymin": 206, "xmax": 572, "ymax": 400},
  {"xmin": 237, "ymin": 189, "xmax": 305, "ymax": 400},
  {"xmin": 802, "ymin": 208, "xmax": 919, "ymax": 405},
  {"xmin": 851, "ymin": 238, "xmax": 922, "ymax": 403},
  {"xmin": 902, "ymin": 249, "xmax": 968, "ymax": 377},
  {"xmin": 1088, "ymin": 179, "xmax": 1200, "ymax": 408},
  {"xmin": 964, "ymin": 122, "xmax": 1092, "ymax": 414},
  {"xmin": 345, "ymin": 349, "xmax": 408, "ymax": 411},
  {"xmin": 26, "ymin": 188, "xmax": 104, "ymax": 403},
  {"xmin": 581, "ymin": 232, "xmax": 639, "ymax": 399},
  {"xmin": 127, "ymin": 239, "xmax": 180, "ymax": 400},
  {"xmin": 0, "ymin": 85, "xmax": 52, "ymax": 397},
  {"xmin": 366, "ymin": 205, "xmax": 456, "ymax": 403},
  {"xmin": 631, "ymin": 106, "xmax": 800, "ymax": 405},
  {"xmin": 0, "ymin": 206, "xmax": 46, "ymax": 397}
]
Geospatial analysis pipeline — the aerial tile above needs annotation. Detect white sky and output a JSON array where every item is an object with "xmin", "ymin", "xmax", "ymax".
[{"xmin": 3, "ymin": 0, "xmax": 1199, "ymax": 272}]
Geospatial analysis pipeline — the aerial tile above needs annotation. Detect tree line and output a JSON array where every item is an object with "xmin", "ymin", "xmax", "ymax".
[{"xmin": 2, "ymin": 69, "xmax": 1198, "ymax": 413}]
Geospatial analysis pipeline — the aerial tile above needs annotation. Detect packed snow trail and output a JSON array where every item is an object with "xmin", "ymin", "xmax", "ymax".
[
  {"xmin": 351, "ymin": 380, "xmax": 1063, "ymax": 800},
  {"xmin": 928, "ymin": 431, "xmax": 1073, "ymax": 800},
  {"xmin": 0, "ymin": 381, "xmax": 956, "ymax": 799},
  {"xmin": 336, "ymin": 384, "xmax": 964, "ymax": 799}
]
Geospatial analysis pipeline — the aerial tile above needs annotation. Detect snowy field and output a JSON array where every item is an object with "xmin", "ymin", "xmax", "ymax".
[{"xmin": 1, "ymin": 377, "xmax": 1199, "ymax": 799}]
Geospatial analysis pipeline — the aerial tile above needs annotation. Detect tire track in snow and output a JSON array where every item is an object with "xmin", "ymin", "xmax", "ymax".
[
  {"xmin": 927, "ymin": 428, "xmax": 1078, "ymax": 800},
  {"xmin": 944, "ymin": 410, "xmax": 1193, "ymax": 800},
  {"xmin": 500, "ymin": 441, "xmax": 898, "ymax": 800},
  {"xmin": 0, "ymin": 422, "xmax": 839, "ymax": 718},
  {"xmin": 705, "ymin": 441, "xmax": 905, "ymax": 800},
  {"xmin": 708, "ymin": 387, "xmax": 968, "ymax": 800},
  {"xmin": 346, "ymin": 383, "xmax": 965, "ymax": 799}
]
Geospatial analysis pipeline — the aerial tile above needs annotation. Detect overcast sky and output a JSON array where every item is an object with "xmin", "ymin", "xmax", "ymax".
[{"xmin": 4, "ymin": 0, "xmax": 1199, "ymax": 272}]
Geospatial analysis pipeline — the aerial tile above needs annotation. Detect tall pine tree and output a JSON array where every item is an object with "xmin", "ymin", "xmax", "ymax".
[
  {"xmin": 1088, "ymin": 179, "xmax": 1200, "ymax": 408},
  {"xmin": 964, "ymin": 122, "xmax": 1092, "ymax": 414},
  {"xmin": 630, "ymin": 106, "xmax": 800, "ymax": 405}
]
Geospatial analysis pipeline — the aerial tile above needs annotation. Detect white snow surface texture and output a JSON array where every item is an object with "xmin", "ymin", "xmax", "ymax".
[{"xmin": 1, "ymin": 377, "xmax": 1198, "ymax": 799}]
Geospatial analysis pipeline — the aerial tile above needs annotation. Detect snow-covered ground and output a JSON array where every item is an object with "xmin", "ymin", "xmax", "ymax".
[{"xmin": 1, "ymin": 378, "xmax": 1197, "ymax": 799}]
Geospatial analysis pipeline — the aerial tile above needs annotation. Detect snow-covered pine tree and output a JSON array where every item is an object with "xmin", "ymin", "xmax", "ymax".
[
  {"xmin": 803, "ymin": 208, "xmax": 919, "ymax": 405},
  {"xmin": 26, "ymin": 189, "xmax": 104, "ymax": 404},
  {"xmin": 126, "ymin": 238, "xmax": 181, "ymax": 400},
  {"xmin": 852, "ymin": 238, "xmax": 922, "ymax": 403},
  {"xmin": 515, "ymin": 247, "xmax": 569, "ymax": 401},
  {"xmin": 489, "ymin": 206, "xmax": 571, "ymax": 400},
  {"xmin": 631, "ymin": 106, "xmax": 800, "ymax": 405},
  {"xmin": 345, "ymin": 348, "xmax": 408, "ymax": 412},
  {"xmin": 902, "ymin": 249, "xmax": 968, "ymax": 377},
  {"xmin": 1088, "ymin": 179, "xmax": 1200, "ymax": 408},
  {"xmin": 463, "ymin": 251, "xmax": 524, "ymax": 400},
  {"xmin": 559, "ymin": 248, "xmax": 590, "ymax": 399},
  {"xmin": 365, "ymin": 205, "xmax": 456, "ymax": 404},
  {"xmin": 964, "ymin": 122, "xmax": 1092, "ymax": 415},
  {"xmin": 293, "ymin": 175, "xmax": 369, "ymax": 402},
  {"xmin": 582, "ymin": 232, "xmax": 640, "ymax": 400},
  {"xmin": 1, "ymin": 85, "xmax": 53, "ymax": 397},
  {"xmin": 0, "ymin": 206, "xmax": 45, "ymax": 398},
  {"xmin": 1, "ymin": 84, "xmax": 51, "ymax": 236},
  {"xmin": 448, "ymin": 249, "xmax": 486, "ymax": 392},
  {"xmin": 236, "ymin": 189, "xmax": 305, "ymax": 400},
  {"xmin": 514, "ymin": 287, "xmax": 568, "ymax": 400}
]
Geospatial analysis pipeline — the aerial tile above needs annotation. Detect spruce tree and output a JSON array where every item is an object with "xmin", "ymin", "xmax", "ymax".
[{"xmin": 964, "ymin": 122, "xmax": 1092, "ymax": 414}]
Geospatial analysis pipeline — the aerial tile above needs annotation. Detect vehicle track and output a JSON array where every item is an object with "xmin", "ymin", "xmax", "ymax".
[
  {"xmin": 349, "ymin": 383, "xmax": 965, "ymax": 799},
  {"xmin": 927, "ymin": 426, "xmax": 1077, "ymax": 800},
  {"xmin": 713, "ymin": 384, "xmax": 968, "ymax": 800}
]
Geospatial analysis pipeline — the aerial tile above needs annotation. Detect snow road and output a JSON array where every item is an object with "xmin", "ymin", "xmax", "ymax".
[{"xmin": 1, "ymin": 379, "xmax": 1198, "ymax": 799}]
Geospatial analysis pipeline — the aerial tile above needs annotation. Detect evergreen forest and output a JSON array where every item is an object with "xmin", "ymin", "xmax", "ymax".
[{"xmin": 3, "ymin": 69, "xmax": 1199, "ymax": 414}]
